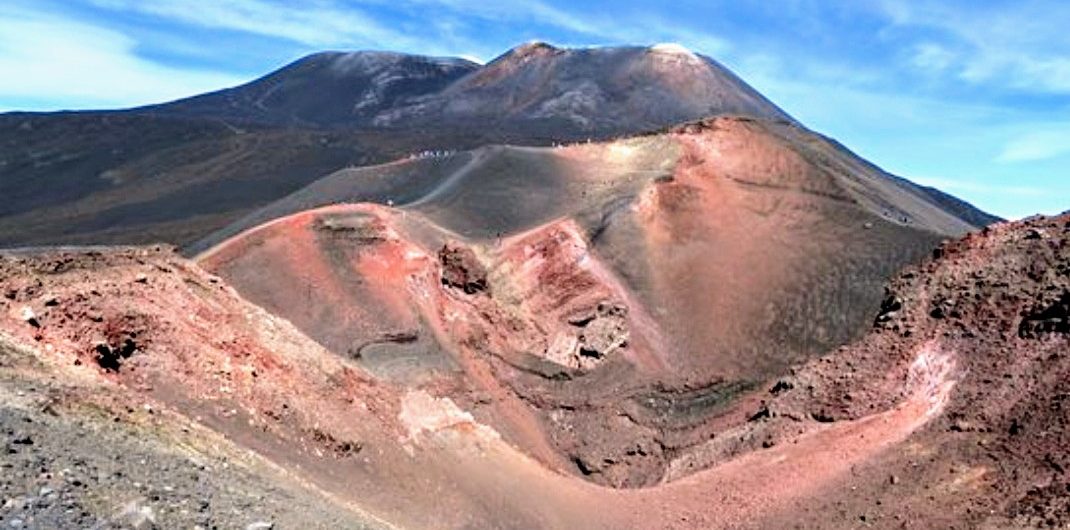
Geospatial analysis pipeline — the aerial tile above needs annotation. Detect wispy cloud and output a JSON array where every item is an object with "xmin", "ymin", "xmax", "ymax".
[
  {"xmin": 388, "ymin": 0, "xmax": 602, "ymax": 35},
  {"xmin": 91, "ymin": 0, "xmax": 731, "ymax": 59},
  {"xmin": 0, "ymin": 0, "xmax": 737, "ymax": 110},
  {"xmin": 997, "ymin": 127, "xmax": 1070, "ymax": 163},
  {"xmin": 911, "ymin": 43, "xmax": 956, "ymax": 73},
  {"xmin": 88, "ymin": 0, "xmax": 430, "ymax": 51},
  {"xmin": 876, "ymin": 0, "xmax": 1070, "ymax": 94},
  {"xmin": 912, "ymin": 176, "xmax": 1045, "ymax": 198},
  {"xmin": 0, "ymin": 8, "xmax": 243, "ymax": 110}
]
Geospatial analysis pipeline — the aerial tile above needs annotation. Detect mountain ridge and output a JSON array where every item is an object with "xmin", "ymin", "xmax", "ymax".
[
  {"xmin": 129, "ymin": 42, "xmax": 794, "ymax": 133},
  {"xmin": 0, "ymin": 42, "xmax": 996, "ymax": 250}
]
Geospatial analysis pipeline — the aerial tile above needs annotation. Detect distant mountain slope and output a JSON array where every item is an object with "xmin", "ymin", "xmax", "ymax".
[
  {"xmin": 0, "ymin": 113, "xmax": 393, "ymax": 247},
  {"xmin": 900, "ymin": 179, "xmax": 1003, "ymax": 228},
  {"xmin": 143, "ymin": 42, "xmax": 791, "ymax": 134},
  {"xmin": 369, "ymin": 42, "xmax": 794, "ymax": 137},
  {"xmin": 140, "ymin": 51, "xmax": 479, "ymax": 127},
  {"xmin": 191, "ymin": 116, "xmax": 983, "ymax": 255},
  {"xmin": 0, "ymin": 43, "xmax": 995, "ymax": 249},
  {"xmin": 820, "ymin": 137, "xmax": 1002, "ymax": 228}
]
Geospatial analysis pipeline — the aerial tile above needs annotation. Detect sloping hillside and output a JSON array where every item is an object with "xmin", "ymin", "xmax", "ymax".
[
  {"xmin": 0, "ymin": 212, "xmax": 1064, "ymax": 529},
  {"xmin": 0, "ymin": 43, "xmax": 994, "ymax": 249},
  {"xmin": 194, "ymin": 116, "xmax": 992, "ymax": 489}
]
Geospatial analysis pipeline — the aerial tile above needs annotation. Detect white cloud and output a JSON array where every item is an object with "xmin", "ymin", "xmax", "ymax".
[
  {"xmin": 912, "ymin": 176, "xmax": 1045, "ymax": 198},
  {"xmin": 89, "ymin": 0, "xmax": 428, "ymax": 51},
  {"xmin": 0, "ymin": 9, "xmax": 244, "ymax": 110},
  {"xmin": 91, "ymin": 0, "xmax": 731, "ymax": 59},
  {"xmin": 387, "ymin": 0, "xmax": 614, "ymax": 41},
  {"xmin": 997, "ymin": 128, "xmax": 1070, "ymax": 163},
  {"xmin": 876, "ymin": 0, "xmax": 1070, "ymax": 93},
  {"xmin": 85, "ymin": 0, "xmax": 628, "ymax": 62},
  {"xmin": 911, "ymin": 43, "xmax": 955, "ymax": 73}
]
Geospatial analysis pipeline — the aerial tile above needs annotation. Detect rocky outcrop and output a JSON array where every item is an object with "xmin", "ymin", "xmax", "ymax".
[
  {"xmin": 546, "ymin": 301, "xmax": 630, "ymax": 369},
  {"xmin": 438, "ymin": 242, "xmax": 488, "ymax": 294}
]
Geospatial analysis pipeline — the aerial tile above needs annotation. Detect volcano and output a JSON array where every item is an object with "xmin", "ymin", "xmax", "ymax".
[
  {"xmin": 146, "ymin": 42, "xmax": 791, "ymax": 132},
  {"xmin": 0, "ymin": 43, "xmax": 992, "ymax": 248},
  {"xmin": 188, "ymin": 113, "xmax": 992, "ymax": 488},
  {"xmin": 0, "ymin": 42, "xmax": 1049, "ymax": 530}
]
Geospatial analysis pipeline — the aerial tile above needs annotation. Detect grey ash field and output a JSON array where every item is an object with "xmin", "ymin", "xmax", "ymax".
[{"xmin": 1, "ymin": 42, "xmax": 1066, "ymax": 530}]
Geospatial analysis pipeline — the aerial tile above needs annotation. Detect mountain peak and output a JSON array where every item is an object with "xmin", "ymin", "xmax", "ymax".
[
  {"xmin": 649, "ymin": 42, "xmax": 697, "ymax": 57},
  {"xmin": 488, "ymin": 40, "xmax": 562, "ymax": 64},
  {"xmin": 142, "ymin": 49, "xmax": 478, "ymax": 126},
  {"xmin": 143, "ymin": 42, "xmax": 797, "ymax": 134},
  {"xmin": 514, "ymin": 40, "xmax": 559, "ymax": 53}
]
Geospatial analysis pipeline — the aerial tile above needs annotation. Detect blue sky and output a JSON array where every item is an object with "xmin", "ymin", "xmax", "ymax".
[{"xmin": 1, "ymin": 0, "xmax": 1067, "ymax": 219}]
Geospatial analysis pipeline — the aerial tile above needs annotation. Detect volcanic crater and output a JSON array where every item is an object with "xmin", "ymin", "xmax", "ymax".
[{"xmin": 0, "ymin": 42, "xmax": 1061, "ymax": 530}]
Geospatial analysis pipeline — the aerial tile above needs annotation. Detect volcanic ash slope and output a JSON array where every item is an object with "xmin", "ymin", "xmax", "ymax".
[
  {"xmin": 1, "ymin": 213, "xmax": 1066, "ymax": 528},
  {"xmin": 195, "ymin": 116, "xmax": 992, "ymax": 491}
]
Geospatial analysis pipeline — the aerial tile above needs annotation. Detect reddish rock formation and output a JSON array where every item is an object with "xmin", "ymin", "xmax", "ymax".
[{"xmin": 1, "ymin": 210, "xmax": 1067, "ymax": 528}]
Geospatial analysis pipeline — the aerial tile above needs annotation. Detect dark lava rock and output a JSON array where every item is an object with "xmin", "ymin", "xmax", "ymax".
[
  {"xmin": 769, "ymin": 380, "xmax": 794, "ymax": 395},
  {"xmin": 1019, "ymin": 291, "xmax": 1070, "ymax": 338},
  {"xmin": 874, "ymin": 294, "xmax": 903, "ymax": 324},
  {"xmin": 439, "ymin": 242, "xmax": 488, "ymax": 294},
  {"xmin": 94, "ymin": 338, "xmax": 138, "ymax": 372}
]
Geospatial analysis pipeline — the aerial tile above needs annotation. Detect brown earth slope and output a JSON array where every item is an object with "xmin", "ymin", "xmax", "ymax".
[
  {"xmin": 194, "ymin": 117, "xmax": 990, "ymax": 489},
  {"xmin": 0, "ymin": 213, "xmax": 1064, "ymax": 529},
  {"xmin": 0, "ymin": 114, "xmax": 403, "ymax": 247}
]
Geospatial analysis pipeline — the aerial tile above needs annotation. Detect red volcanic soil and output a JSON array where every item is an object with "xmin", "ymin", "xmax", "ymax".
[
  {"xmin": 195, "ymin": 117, "xmax": 990, "ymax": 489},
  {"xmin": 724, "ymin": 213, "xmax": 1070, "ymax": 529},
  {"xmin": 1, "ymin": 213, "xmax": 1068, "ymax": 528},
  {"xmin": 200, "ymin": 117, "xmax": 982, "ymax": 385}
]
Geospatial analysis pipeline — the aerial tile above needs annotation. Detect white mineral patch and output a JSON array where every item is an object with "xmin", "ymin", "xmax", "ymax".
[
  {"xmin": 398, "ymin": 390, "xmax": 500, "ymax": 442},
  {"xmin": 19, "ymin": 306, "xmax": 36, "ymax": 323},
  {"xmin": 607, "ymin": 142, "xmax": 637, "ymax": 161}
]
